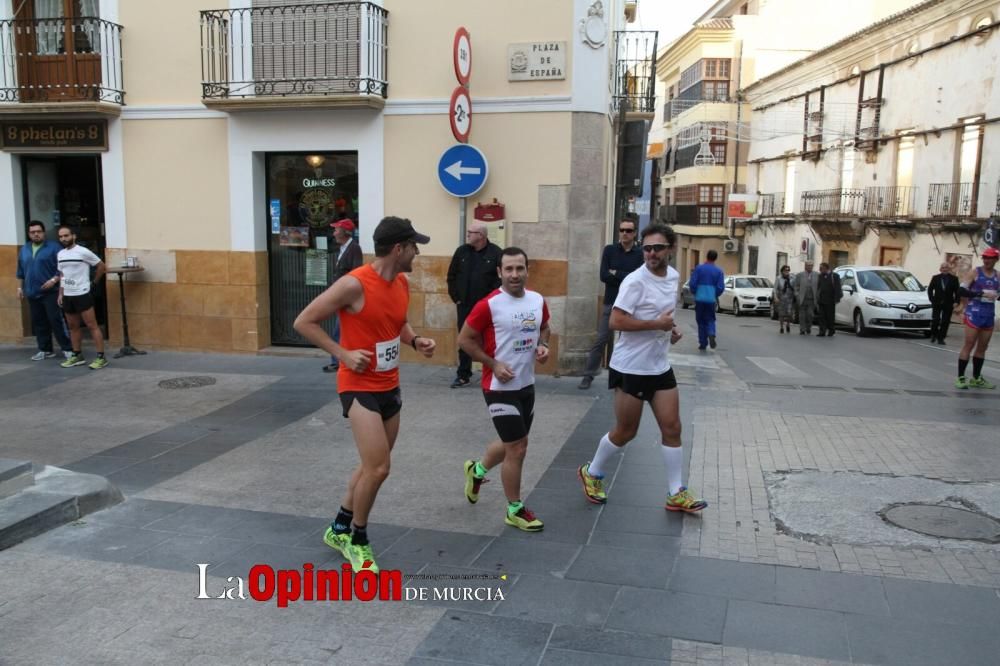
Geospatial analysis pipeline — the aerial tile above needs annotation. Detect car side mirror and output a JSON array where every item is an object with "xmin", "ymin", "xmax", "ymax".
[{"xmin": 844, "ymin": 286, "xmax": 854, "ymax": 295}]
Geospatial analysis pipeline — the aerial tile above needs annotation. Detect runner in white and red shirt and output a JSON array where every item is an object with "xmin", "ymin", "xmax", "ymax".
[{"xmin": 458, "ymin": 247, "xmax": 551, "ymax": 532}]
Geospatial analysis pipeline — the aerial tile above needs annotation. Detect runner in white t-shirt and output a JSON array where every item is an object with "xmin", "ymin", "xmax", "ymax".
[
  {"xmin": 577, "ymin": 223, "xmax": 707, "ymax": 513},
  {"xmin": 458, "ymin": 247, "xmax": 551, "ymax": 532},
  {"xmin": 56, "ymin": 225, "xmax": 108, "ymax": 370}
]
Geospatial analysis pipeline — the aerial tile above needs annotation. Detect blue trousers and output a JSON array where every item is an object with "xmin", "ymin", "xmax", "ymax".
[
  {"xmin": 694, "ymin": 301, "xmax": 717, "ymax": 348},
  {"xmin": 29, "ymin": 291, "xmax": 71, "ymax": 353}
]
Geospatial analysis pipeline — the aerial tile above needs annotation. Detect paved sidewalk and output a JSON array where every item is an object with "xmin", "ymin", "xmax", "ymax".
[{"xmin": 0, "ymin": 341, "xmax": 998, "ymax": 665}]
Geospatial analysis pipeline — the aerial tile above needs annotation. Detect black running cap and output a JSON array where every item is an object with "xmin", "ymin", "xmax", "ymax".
[{"xmin": 373, "ymin": 216, "xmax": 430, "ymax": 245}]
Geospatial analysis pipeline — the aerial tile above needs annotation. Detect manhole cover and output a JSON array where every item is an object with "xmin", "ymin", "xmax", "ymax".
[
  {"xmin": 158, "ymin": 376, "xmax": 217, "ymax": 390},
  {"xmin": 882, "ymin": 504, "xmax": 1000, "ymax": 542}
]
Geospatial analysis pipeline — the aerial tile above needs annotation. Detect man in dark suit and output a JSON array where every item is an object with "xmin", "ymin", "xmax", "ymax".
[
  {"xmin": 815, "ymin": 262, "xmax": 842, "ymax": 337},
  {"xmin": 323, "ymin": 218, "xmax": 364, "ymax": 372},
  {"xmin": 446, "ymin": 222, "xmax": 502, "ymax": 387},
  {"xmin": 927, "ymin": 261, "xmax": 959, "ymax": 344}
]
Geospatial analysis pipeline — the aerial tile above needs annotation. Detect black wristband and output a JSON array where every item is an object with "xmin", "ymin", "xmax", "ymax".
[{"xmin": 411, "ymin": 336, "xmax": 419, "ymax": 350}]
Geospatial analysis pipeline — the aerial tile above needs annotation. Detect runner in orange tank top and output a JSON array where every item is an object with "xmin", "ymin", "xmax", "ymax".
[{"xmin": 294, "ymin": 216, "xmax": 435, "ymax": 574}]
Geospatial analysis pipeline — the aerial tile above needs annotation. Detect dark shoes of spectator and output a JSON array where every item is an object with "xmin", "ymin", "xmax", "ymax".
[
  {"xmin": 709, "ymin": 335, "xmax": 717, "ymax": 349},
  {"xmin": 322, "ymin": 363, "xmax": 339, "ymax": 373},
  {"xmin": 451, "ymin": 377, "xmax": 471, "ymax": 389},
  {"xmin": 578, "ymin": 376, "xmax": 594, "ymax": 390}
]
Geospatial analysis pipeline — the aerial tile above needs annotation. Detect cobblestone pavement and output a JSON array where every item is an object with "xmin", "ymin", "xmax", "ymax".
[{"xmin": 683, "ymin": 408, "xmax": 1000, "ymax": 587}]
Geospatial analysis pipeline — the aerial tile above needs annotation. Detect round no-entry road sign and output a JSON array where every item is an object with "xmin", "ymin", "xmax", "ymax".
[
  {"xmin": 438, "ymin": 143, "xmax": 488, "ymax": 198},
  {"xmin": 449, "ymin": 86, "xmax": 472, "ymax": 143},
  {"xmin": 453, "ymin": 27, "xmax": 471, "ymax": 86}
]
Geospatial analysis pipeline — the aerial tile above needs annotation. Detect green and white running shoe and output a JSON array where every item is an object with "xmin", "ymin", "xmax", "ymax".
[
  {"xmin": 88, "ymin": 357, "xmax": 109, "ymax": 370},
  {"xmin": 345, "ymin": 542, "xmax": 379, "ymax": 573},
  {"xmin": 60, "ymin": 354, "xmax": 86, "ymax": 368},
  {"xmin": 323, "ymin": 527, "xmax": 350, "ymax": 559},
  {"xmin": 969, "ymin": 376, "xmax": 996, "ymax": 389},
  {"xmin": 955, "ymin": 376, "xmax": 969, "ymax": 390}
]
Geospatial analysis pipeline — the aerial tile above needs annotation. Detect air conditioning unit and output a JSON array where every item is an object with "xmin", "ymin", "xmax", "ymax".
[{"xmin": 722, "ymin": 238, "xmax": 740, "ymax": 253}]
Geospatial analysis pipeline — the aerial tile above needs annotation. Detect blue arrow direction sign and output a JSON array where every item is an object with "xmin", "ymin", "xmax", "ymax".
[{"xmin": 437, "ymin": 144, "xmax": 488, "ymax": 198}]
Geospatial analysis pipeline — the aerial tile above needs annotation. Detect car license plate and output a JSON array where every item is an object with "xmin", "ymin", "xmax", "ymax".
[{"xmin": 900, "ymin": 313, "xmax": 921, "ymax": 320}]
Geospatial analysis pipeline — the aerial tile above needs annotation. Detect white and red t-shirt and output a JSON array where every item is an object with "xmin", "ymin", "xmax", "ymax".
[{"xmin": 464, "ymin": 288, "xmax": 550, "ymax": 391}]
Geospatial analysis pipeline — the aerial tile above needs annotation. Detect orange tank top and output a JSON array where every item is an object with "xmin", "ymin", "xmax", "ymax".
[{"xmin": 337, "ymin": 264, "xmax": 410, "ymax": 393}]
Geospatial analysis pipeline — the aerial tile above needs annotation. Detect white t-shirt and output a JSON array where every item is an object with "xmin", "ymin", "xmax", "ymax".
[
  {"xmin": 57, "ymin": 245, "xmax": 102, "ymax": 296},
  {"xmin": 609, "ymin": 264, "xmax": 680, "ymax": 376},
  {"xmin": 465, "ymin": 288, "xmax": 550, "ymax": 391}
]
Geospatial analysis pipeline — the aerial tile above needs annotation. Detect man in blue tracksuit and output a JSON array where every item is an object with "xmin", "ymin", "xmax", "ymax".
[
  {"xmin": 16, "ymin": 221, "xmax": 71, "ymax": 361},
  {"xmin": 688, "ymin": 249, "xmax": 725, "ymax": 350}
]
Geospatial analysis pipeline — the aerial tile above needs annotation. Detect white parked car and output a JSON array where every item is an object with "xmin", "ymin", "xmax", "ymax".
[
  {"xmin": 833, "ymin": 265, "xmax": 932, "ymax": 336},
  {"xmin": 719, "ymin": 275, "xmax": 774, "ymax": 316}
]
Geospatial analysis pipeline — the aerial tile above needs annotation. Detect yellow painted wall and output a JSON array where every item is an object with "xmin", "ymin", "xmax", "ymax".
[
  {"xmin": 122, "ymin": 119, "xmax": 231, "ymax": 250},
  {"xmin": 120, "ymin": 0, "xmax": 205, "ymax": 106},
  {"xmin": 384, "ymin": 0, "xmax": 572, "ymax": 99},
  {"xmin": 384, "ymin": 112, "xmax": 572, "ymax": 256}
]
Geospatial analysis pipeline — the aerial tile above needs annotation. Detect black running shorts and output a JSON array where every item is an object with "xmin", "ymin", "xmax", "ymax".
[
  {"xmin": 608, "ymin": 367, "xmax": 677, "ymax": 401},
  {"xmin": 61, "ymin": 292, "xmax": 94, "ymax": 315},
  {"xmin": 340, "ymin": 388, "xmax": 402, "ymax": 421},
  {"xmin": 483, "ymin": 385, "xmax": 535, "ymax": 443}
]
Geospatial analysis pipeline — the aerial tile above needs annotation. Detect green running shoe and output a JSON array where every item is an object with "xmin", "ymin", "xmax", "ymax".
[
  {"xmin": 505, "ymin": 506, "xmax": 544, "ymax": 532},
  {"xmin": 323, "ymin": 527, "xmax": 350, "ymax": 559},
  {"xmin": 955, "ymin": 376, "xmax": 969, "ymax": 390},
  {"xmin": 665, "ymin": 487, "xmax": 708, "ymax": 513},
  {"xmin": 463, "ymin": 459, "xmax": 485, "ymax": 504},
  {"xmin": 60, "ymin": 354, "xmax": 86, "ymax": 368},
  {"xmin": 578, "ymin": 463, "xmax": 607, "ymax": 504},
  {"xmin": 345, "ymin": 542, "xmax": 379, "ymax": 573},
  {"xmin": 88, "ymin": 357, "xmax": 109, "ymax": 370},
  {"xmin": 970, "ymin": 376, "xmax": 996, "ymax": 389}
]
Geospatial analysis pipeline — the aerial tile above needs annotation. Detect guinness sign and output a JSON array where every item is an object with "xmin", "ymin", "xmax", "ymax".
[{"xmin": 1, "ymin": 120, "xmax": 108, "ymax": 152}]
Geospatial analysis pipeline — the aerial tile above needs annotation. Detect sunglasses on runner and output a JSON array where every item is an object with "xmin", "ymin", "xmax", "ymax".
[
  {"xmin": 642, "ymin": 244, "xmax": 669, "ymax": 253},
  {"xmin": 618, "ymin": 227, "xmax": 635, "ymax": 233}
]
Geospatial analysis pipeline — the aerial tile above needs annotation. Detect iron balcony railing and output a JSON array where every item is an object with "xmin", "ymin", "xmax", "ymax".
[
  {"xmin": 200, "ymin": 2, "xmax": 388, "ymax": 100},
  {"xmin": 758, "ymin": 193, "xmax": 784, "ymax": 217},
  {"xmin": 928, "ymin": 183, "xmax": 977, "ymax": 217},
  {"xmin": 800, "ymin": 188, "xmax": 866, "ymax": 216},
  {"xmin": 863, "ymin": 186, "xmax": 919, "ymax": 219},
  {"xmin": 0, "ymin": 17, "xmax": 124, "ymax": 104},
  {"xmin": 612, "ymin": 30, "xmax": 657, "ymax": 114}
]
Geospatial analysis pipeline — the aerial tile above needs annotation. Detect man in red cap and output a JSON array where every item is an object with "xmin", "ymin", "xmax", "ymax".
[{"xmin": 323, "ymin": 218, "xmax": 364, "ymax": 372}]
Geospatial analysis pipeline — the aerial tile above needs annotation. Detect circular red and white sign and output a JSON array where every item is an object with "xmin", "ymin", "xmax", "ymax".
[
  {"xmin": 449, "ymin": 86, "xmax": 472, "ymax": 143},
  {"xmin": 453, "ymin": 27, "xmax": 471, "ymax": 86}
]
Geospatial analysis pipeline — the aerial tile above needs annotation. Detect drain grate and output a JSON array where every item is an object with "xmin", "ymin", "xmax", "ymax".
[
  {"xmin": 881, "ymin": 503, "xmax": 1000, "ymax": 543},
  {"xmin": 801, "ymin": 385, "xmax": 848, "ymax": 392},
  {"xmin": 854, "ymin": 388, "xmax": 899, "ymax": 394},
  {"xmin": 158, "ymin": 376, "xmax": 217, "ymax": 390},
  {"xmin": 905, "ymin": 389, "xmax": 948, "ymax": 397}
]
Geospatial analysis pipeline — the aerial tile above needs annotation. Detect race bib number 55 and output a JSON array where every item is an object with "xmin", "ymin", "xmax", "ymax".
[{"xmin": 375, "ymin": 336, "xmax": 401, "ymax": 372}]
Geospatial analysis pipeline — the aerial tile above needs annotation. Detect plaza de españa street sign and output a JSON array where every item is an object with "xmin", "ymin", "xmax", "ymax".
[{"xmin": 437, "ymin": 143, "xmax": 488, "ymax": 198}]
